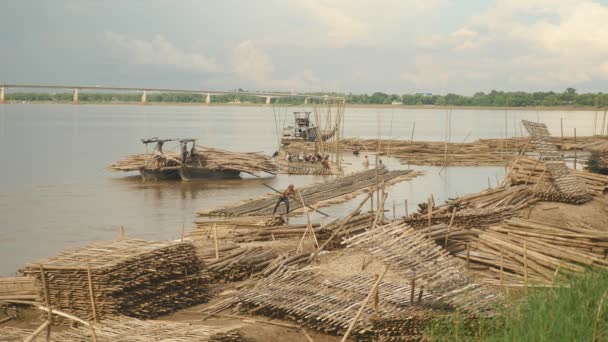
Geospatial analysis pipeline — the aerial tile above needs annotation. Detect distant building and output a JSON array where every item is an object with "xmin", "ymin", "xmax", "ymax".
[{"xmin": 391, "ymin": 101, "xmax": 403, "ymax": 105}]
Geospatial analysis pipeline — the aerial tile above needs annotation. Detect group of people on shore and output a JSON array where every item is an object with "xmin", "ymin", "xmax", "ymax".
[{"xmin": 285, "ymin": 151, "xmax": 331, "ymax": 169}]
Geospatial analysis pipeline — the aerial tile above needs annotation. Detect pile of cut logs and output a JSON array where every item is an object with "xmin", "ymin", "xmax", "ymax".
[
  {"xmin": 22, "ymin": 240, "xmax": 211, "ymax": 321},
  {"xmin": 460, "ymin": 218, "xmax": 608, "ymax": 286}
]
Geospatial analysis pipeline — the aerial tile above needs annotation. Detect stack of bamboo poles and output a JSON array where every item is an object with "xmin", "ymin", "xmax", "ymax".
[
  {"xmin": 22, "ymin": 240, "xmax": 211, "ymax": 321},
  {"xmin": 276, "ymin": 150, "xmax": 341, "ymax": 175},
  {"xmin": 206, "ymin": 247, "xmax": 277, "ymax": 282},
  {"xmin": 110, "ymin": 146, "xmax": 277, "ymax": 176},
  {"xmin": 318, "ymin": 212, "xmax": 381, "ymax": 250},
  {"xmin": 460, "ymin": 218, "xmax": 608, "ymax": 287},
  {"xmin": 509, "ymin": 157, "xmax": 608, "ymax": 196},
  {"xmin": 0, "ymin": 276, "xmax": 37, "ymax": 301},
  {"xmin": 0, "ymin": 316, "xmax": 245, "ymax": 341},
  {"xmin": 238, "ymin": 270, "xmax": 447, "ymax": 340},
  {"xmin": 406, "ymin": 185, "xmax": 534, "ymax": 229},
  {"xmin": 191, "ymin": 216, "xmax": 284, "ymax": 241},
  {"xmin": 199, "ymin": 168, "xmax": 422, "ymax": 217},
  {"xmin": 344, "ymin": 222, "xmax": 502, "ymax": 316},
  {"xmin": 230, "ymin": 223, "xmax": 322, "ymax": 242}
]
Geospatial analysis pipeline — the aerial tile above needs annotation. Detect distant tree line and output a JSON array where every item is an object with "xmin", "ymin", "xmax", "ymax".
[{"xmin": 5, "ymin": 88, "xmax": 608, "ymax": 107}]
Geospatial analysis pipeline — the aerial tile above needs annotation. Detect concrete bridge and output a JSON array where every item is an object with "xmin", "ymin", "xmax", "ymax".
[{"xmin": 0, "ymin": 84, "xmax": 343, "ymax": 105}]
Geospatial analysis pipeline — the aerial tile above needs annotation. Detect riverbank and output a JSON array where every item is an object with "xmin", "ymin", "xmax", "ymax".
[{"xmin": 2, "ymin": 100, "xmax": 606, "ymax": 111}]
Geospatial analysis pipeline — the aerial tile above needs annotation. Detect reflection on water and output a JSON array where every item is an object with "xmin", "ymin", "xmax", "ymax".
[{"xmin": 0, "ymin": 104, "xmax": 595, "ymax": 275}]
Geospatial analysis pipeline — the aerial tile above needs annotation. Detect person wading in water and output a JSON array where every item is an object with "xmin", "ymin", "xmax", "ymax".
[{"xmin": 272, "ymin": 184, "xmax": 296, "ymax": 215}]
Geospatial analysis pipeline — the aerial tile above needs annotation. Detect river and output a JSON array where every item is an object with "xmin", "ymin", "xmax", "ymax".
[{"xmin": 0, "ymin": 104, "xmax": 597, "ymax": 275}]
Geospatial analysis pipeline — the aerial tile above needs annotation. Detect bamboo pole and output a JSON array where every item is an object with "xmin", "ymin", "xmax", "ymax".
[
  {"xmin": 410, "ymin": 278, "xmax": 416, "ymax": 305},
  {"xmin": 560, "ymin": 117, "xmax": 564, "ymax": 144},
  {"xmin": 213, "ymin": 223, "xmax": 219, "ymax": 260},
  {"xmin": 341, "ymin": 267, "xmax": 387, "ymax": 342},
  {"xmin": 466, "ymin": 243, "xmax": 471, "ymax": 269},
  {"xmin": 524, "ymin": 241, "xmax": 529, "ymax": 294},
  {"xmin": 86, "ymin": 264, "xmax": 98, "ymax": 323},
  {"xmin": 373, "ymin": 273, "xmax": 379, "ymax": 319},
  {"xmin": 427, "ymin": 197, "xmax": 433, "ymax": 240},
  {"xmin": 410, "ymin": 121, "xmax": 416, "ymax": 145},
  {"xmin": 418, "ymin": 286, "xmax": 424, "ymax": 303},
  {"xmin": 404, "ymin": 199, "xmax": 408, "ymax": 219},
  {"xmin": 24, "ymin": 320, "xmax": 51, "ymax": 342},
  {"xmin": 499, "ymin": 250, "xmax": 504, "ymax": 288},
  {"xmin": 180, "ymin": 224, "xmax": 184, "ymax": 242},
  {"xmin": 39, "ymin": 265, "xmax": 50, "ymax": 309},
  {"xmin": 309, "ymin": 193, "xmax": 372, "ymax": 262},
  {"xmin": 444, "ymin": 207, "xmax": 457, "ymax": 248},
  {"xmin": 120, "ymin": 225, "xmax": 125, "ymax": 240},
  {"xmin": 392, "ymin": 200, "xmax": 396, "ymax": 220}
]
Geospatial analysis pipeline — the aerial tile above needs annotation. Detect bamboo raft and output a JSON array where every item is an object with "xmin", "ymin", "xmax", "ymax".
[
  {"xmin": 459, "ymin": 218, "xmax": 608, "ymax": 287},
  {"xmin": 21, "ymin": 239, "xmax": 211, "ymax": 321},
  {"xmin": 199, "ymin": 167, "xmax": 422, "ymax": 217},
  {"xmin": 0, "ymin": 316, "xmax": 245, "ymax": 341},
  {"xmin": 405, "ymin": 185, "xmax": 534, "ymax": 229},
  {"xmin": 110, "ymin": 146, "xmax": 277, "ymax": 176}
]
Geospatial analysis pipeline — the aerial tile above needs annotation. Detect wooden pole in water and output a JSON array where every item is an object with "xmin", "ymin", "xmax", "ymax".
[
  {"xmin": 341, "ymin": 268, "xmax": 387, "ymax": 342},
  {"xmin": 120, "ymin": 225, "xmax": 125, "ymax": 240},
  {"xmin": 410, "ymin": 121, "xmax": 416, "ymax": 145},
  {"xmin": 560, "ymin": 117, "xmax": 564, "ymax": 144},
  {"xmin": 404, "ymin": 199, "xmax": 408, "ymax": 219},
  {"xmin": 180, "ymin": 224, "xmax": 185, "ymax": 242},
  {"xmin": 86, "ymin": 264, "xmax": 98, "ymax": 323},
  {"xmin": 574, "ymin": 128, "xmax": 577, "ymax": 170},
  {"xmin": 392, "ymin": 200, "xmax": 396, "ymax": 220},
  {"xmin": 594, "ymin": 111, "xmax": 598, "ymax": 136}
]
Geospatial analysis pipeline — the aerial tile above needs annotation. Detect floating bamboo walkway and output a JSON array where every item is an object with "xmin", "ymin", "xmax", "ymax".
[
  {"xmin": 21, "ymin": 239, "xmax": 211, "ymax": 321},
  {"xmin": 199, "ymin": 167, "xmax": 422, "ymax": 217},
  {"xmin": 110, "ymin": 146, "xmax": 277, "ymax": 176}
]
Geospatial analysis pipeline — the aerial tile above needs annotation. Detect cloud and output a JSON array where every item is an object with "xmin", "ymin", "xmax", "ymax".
[
  {"xmin": 232, "ymin": 40, "xmax": 320, "ymax": 91},
  {"xmin": 102, "ymin": 31, "xmax": 217, "ymax": 73},
  {"xmin": 408, "ymin": 0, "xmax": 608, "ymax": 92}
]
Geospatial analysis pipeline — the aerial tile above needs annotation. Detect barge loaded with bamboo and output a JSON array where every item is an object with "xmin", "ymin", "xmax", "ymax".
[{"xmin": 110, "ymin": 138, "xmax": 277, "ymax": 181}]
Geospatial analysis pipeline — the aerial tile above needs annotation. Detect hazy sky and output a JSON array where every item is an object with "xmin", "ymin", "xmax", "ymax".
[{"xmin": 2, "ymin": 0, "xmax": 608, "ymax": 94}]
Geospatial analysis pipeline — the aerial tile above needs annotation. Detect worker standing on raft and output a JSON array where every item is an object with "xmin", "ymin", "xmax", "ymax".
[{"xmin": 272, "ymin": 184, "xmax": 296, "ymax": 215}]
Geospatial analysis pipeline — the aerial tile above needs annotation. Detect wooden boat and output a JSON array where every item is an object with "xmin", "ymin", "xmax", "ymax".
[
  {"xmin": 110, "ymin": 138, "xmax": 277, "ymax": 181},
  {"xmin": 281, "ymin": 112, "xmax": 336, "ymax": 145}
]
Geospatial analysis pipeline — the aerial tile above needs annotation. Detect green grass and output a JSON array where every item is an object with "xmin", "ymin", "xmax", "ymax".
[{"xmin": 424, "ymin": 269, "xmax": 608, "ymax": 341}]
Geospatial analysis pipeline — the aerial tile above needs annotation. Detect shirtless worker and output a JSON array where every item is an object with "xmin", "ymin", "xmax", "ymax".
[{"xmin": 272, "ymin": 184, "xmax": 296, "ymax": 215}]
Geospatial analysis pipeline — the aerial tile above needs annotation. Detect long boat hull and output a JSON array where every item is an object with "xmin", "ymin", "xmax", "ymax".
[
  {"xmin": 179, "ymin": 166, "xmax": 241, "ymax": 181},
  {"xmin": 140, "ymin": 167, "xmax": 181, "ymax": 181}
]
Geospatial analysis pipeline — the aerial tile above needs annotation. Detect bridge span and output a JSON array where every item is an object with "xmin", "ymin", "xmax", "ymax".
[{"xmin": 0, "ymin": 84, "xmax": 344, "ymax": 105}]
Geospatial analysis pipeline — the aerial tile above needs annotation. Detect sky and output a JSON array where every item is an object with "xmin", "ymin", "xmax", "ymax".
[{"xmin": 1, "ymin": 0, "xmax": 608, "ymax": 95}]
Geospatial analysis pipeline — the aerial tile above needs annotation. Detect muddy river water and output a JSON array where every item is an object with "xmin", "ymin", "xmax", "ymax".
[{"xmin": 0, "ymin": 104, "xmax": 597, "ymax": 275}]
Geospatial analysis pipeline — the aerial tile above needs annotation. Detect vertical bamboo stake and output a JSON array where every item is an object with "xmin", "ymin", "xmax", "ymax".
[
  {"xmin": 418, "ymin": 286, "xmax": 424, "ymax": 303},
  {"xmin": 466, "ymin": 244, "xmax": 471, "ymax": 270},
  {"xmin": 444, "ymin": 207, "xmax": 457, "ymax": 248},
  {"xmin": 180, "ymin": 224, "xmax": 184, "ymax": 242},
  {"xmin": 120, "ymin": 225, "xmax": 125, "ymax": 240},
  {"xmin": 370, "ymin": 187, "xmax": 374, "ymax": 215},
  {"xmin": 410, "ymin": 278, "xmax": 416, "ymax": 305},
  {"xmin": 574, "ymin": 128, "xmax": 577, "ymax": 170},
  {"xmin": 86, "ymin": 265, "xmax": 98, "ymax": 323},
  {"xmin": 427, "ymin": 197, "xmax": 432, "ymax": 240},
  {"xmin": 392, "ymin": 200, "xmax": 395, "ymax": 220},
  {"xmin": 46, "ymin": 307, "xmax": 52, "ymax": 342},
  {"xmin": 404, "ymin": 199, "xmax": 408, "ymax": 219},
  {"xmin": 499, "ymin": 250, "xmax": 504, "ymax": 288},
  {"xmin": 560, "ymin": 117, "xmax": 564, "ymax": 144},
  {"xmin": 410, "ymin": 121, "xmax": 416, "ymax": 145},
  {"xmin": 213, "ymin": 223, "xmax": 219, "ymax": 260},
  {"xmin": 373, "ymin": 273, "xmax": 379, "ymax": 319},
  {"xmin": 341, "ymin": 268, "xmax": 387, "ymax": 342},
  {"xmin": 39, "ymin": 265, "xmax": 52, "ymax": 341},
  {"xmin": 523, "ymin": 241, "xmax": 528, "ymax": 294}
]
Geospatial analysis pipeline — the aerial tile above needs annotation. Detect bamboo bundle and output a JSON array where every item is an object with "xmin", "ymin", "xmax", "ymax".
[
  {"xmin": 21, "ymin": 239, "xmax": 211, "ymax": 321},
  {"xmin": 206, "ymin": 247, "xmax": 277, "ymax": 282},
  {"xmin": 0, "ymin": 276, "xmax": 37, "ymax": 301},
  {"xmin": 0, "ymin": 316, "xmax": 245, "ymax": 341},
  {"xmin": 459, "ymin": 218, "xmax": 608, "ymax": 286},
  {"xmin": 509, "ymin": 157, "xmax": 608, "ymax": 196},
  {"xmin": 318, "ymin": 212, "xmax": 381, "ymax": 250},
  {"xmin": 191, "ymin": 216, "xmax": 284, "ymax": 241},
  {"xmin": 199, "ymin": 167, "xmax": 422, "ymax": 217},
  {"xmin": 110, "ymin": 146, "xmax": 277, "ymax": 176},
  {"xmin": 406, "ymin": 185, "xmax": 534, "ymax": 229}
]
